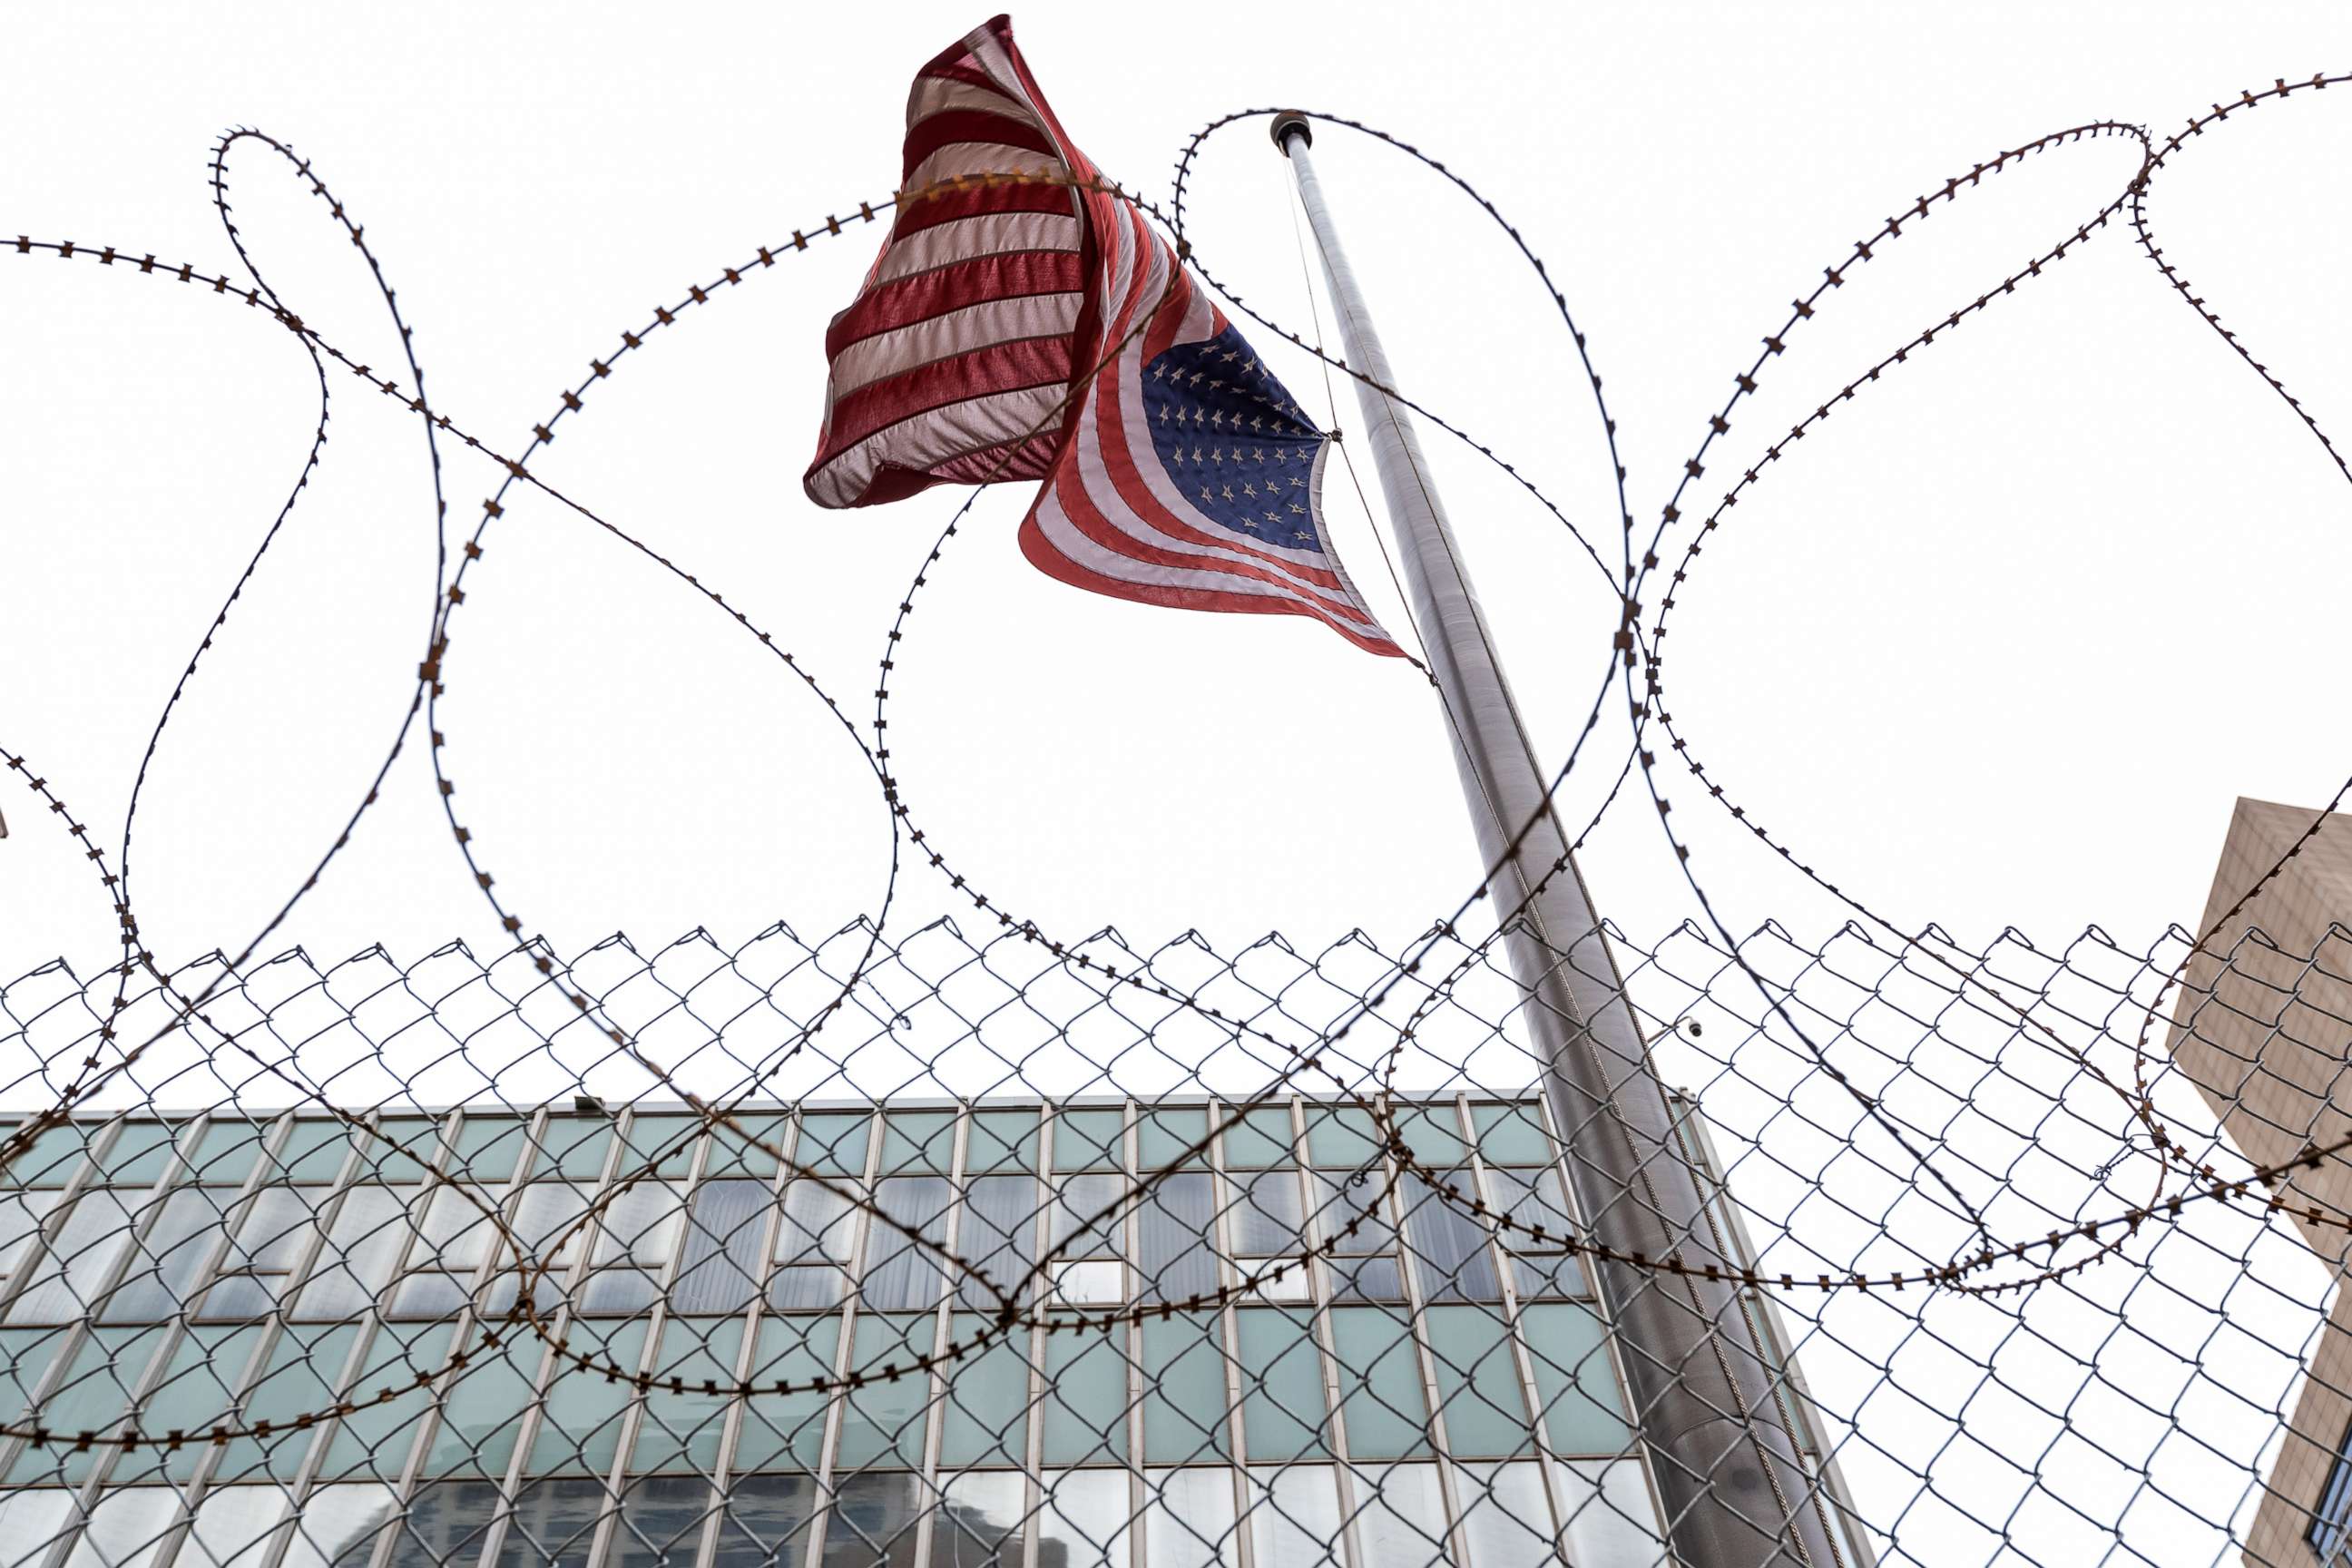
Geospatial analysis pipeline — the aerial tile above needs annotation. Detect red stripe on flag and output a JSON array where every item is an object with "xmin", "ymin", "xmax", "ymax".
[
  {"xmin": 820, "ymin": 337, "xmax": 1074, "ymax": 457},
  {"xmin": 824, "ymin": 249, "xmax": 1085, "ymax": 358}
]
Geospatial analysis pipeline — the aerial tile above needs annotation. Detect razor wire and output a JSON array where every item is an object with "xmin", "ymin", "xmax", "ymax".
[{"xmin": 0, "ymin": 54, "xmax": 2350, "ymax": 1568}]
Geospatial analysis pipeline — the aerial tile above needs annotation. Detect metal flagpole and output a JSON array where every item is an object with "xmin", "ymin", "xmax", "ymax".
[{"xmin": 1271, "ymin": 113, "xmax": 1843, "ymax": 1568}]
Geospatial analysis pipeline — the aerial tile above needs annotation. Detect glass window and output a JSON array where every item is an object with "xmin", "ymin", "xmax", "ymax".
[
  {"xmin": 610, "ymin": 1475, "xmax": 713, "ymax": 1568},
  {"xmin": 1244, "ymin": 1465, "xmax": 1344, "ymax": 1568},
  {"xmin": 1142, "ymin": 1468, "xmax": 1235, "ymax": 1568},
  {"xmin": 274, "ymin": 1118, "xmax": 358, "ymax": 1183},
  {"xmin": 701, "ymin": 1112, "xmax": 793, "ymax": 1180},
  {"xmin": 1137, "ymin": 1108, "xmax": 1208, "ymax": 1171},
  {"xmin": 671, "ymin": 1179, "xmax": 770, "ymax": 1317},
  {"xmin": 1236, "ymin": 1308, "xmax": 1329, "ymax": 1461},
  {"xmin": 1226, "ymin": 1170, "xmax": 1303, "ymax": 1259},
  {"xmin": 836, "ymin": 1313, "xmax": 935, "ymax": 1471},
  {"xmin": 1306, "ymin": 1171, "xmax": 1394, "ymax": 1257},
  {"xmin": 938, "ymin": 1314, "xmax": 1033, "ymax": 1467},
  {"xmin": 619, "ymin": 1115, "xmax": 704, "ymax": 1182},
  {"xmin": 1041, "ymin": 1320, "xmax": 1131, "ymax": 1465},
  {"xmin": 955, "ymin": 1176, "xmax": 1037, "ymax": 1313},
  {"xmin": 0, "ymin": 1122, "xmax": 92, "ymax": 1190},
  {"xmin": 493, "ymin": 1477, "xmax": 609, "ymax": 1568},
  {"xmin": 292, "ymin": 1186, "xmax": 416, "ymax": 1321},
  {"xmin": 449, "ymin": 1114, "xmax": 532, "ymax": 1182},
  {"xmin": 214, "ymin": 1320, "xmax": 361, "ymax": 1485},
  {"xmin": 1348, "ymin": 1462, "xmax": 1447, "ymax": 1568},
  {"xmin": 397, "ymin": 1478, "xmax": 505, "ymax": 1568},
  {"xmin": 480, "ymin": 1181, "xmax": 594, "ymax": 1316},
  {"xmin": 101, "ymin": 1186, "xmax": 230, "ymax": 1322},
  {"xmin": 184, "ymin": 1119, "xmax": 271, "ymax": 1188},
  {"xmin": 580, "ymin": 1181, "xmax": 688, "ymax": 1317},
  {"xmin": 862, "ymin": 1177, "xmax": 950, "ymax": 1312},
  {"xmin": 1398, "ymin": 1175, "xmax": 1501, "ymax": 1304},
  {"xmin": 278, "ymin": 1481, "xmax": 397, "ymax": 1568},
  {"xmin": 423, "ymin": 1327, "xmax": 541, "ymax": 1479},
  {"xmin": 8, "ymin": 1188, "xmax": 137, "ymax": 1325},
  {"xmin": 98, "ymin": 1121, "xmax": 181, "ymax": 1188},
  {"xmin": 319, "ymin": 1318, "xmax": 457, "ymax": 1482},
  {"xmin": 632, "ymin": 1317, "xmax": 746, "ymax": 1475},
  {"xmin": 1421, "ymin": 1305, "xmax": 1532, "ymax": 1458},
  {"xmin": 1303, "ymin": 1106, "xmax": 1382, "ymax": 1173},
  {"xmin": 1037, "ymin": 1469, "xmax": 1129, "ymax": 1568},
  {"xmin": 1052, "ymin": 1260, "xmax": 1124, "ymax": 1307},
  {"xmin": 1220, "ymin": 1106, "xmax": 1297, "ymax": 1171},
  {"xmin": 5, "ymin": 1325, "xmax": 159, "ymax": 1485},
  {"xmin": 2318, "ymin": 1412, "xmax": 2352, "ymax": 1565},
  {"xmin": 964, "ymin": 1110, "xmax": 1040, "ymax": 1175},
  {"xmin": 733, "ymin": 1314, "xmax": 842, "ymax": 1475},
  {"xmin": 0, "ymin": 1490, "xmax": 77, "ymax": 1568},
  {"xmin": 1455, "ymin": 1461, "xmax": 1553, "ymax": 1568},
  {"xmin": 795, "ymin": 1113, "xmax": 872, "ymax": 1179},
  {"xmin": 1141, "ymin": 1311, "xmax": 1230, "ymax": 1465},
  {"xmin": 1389, "ymin": 1104, "xmax": 1467, "ymax": 1171},
  {"xmin": 1237, "ymin": 1264, "xmax": 1310, "ymax": 1305},
  {"xmin": 936, "ymin": 1470, "xmax": 1025, "ymax": 1568},
  {"xmin": 1484, "ymin": 1169, "xmax": 1583, "ymax": 1300},
  {"xmin": 540, "ymin": 1115, "xmax": 616, "ymax": 1181},
  {"xmin": 708, "ymin": 1475, "xmax": 818, "ymax": 1568},
  {"xmin": 389, "ymin": 1181, "xmax": 506, "ymax": 1320},
  {"xmin": 139, "ymin": 1322, "xmax": 267, "ymax": 1483},
  {"xmin": 1050, "ymin": 1111, "xmax": 1125, "ymax": 1174},
  {"xmin": 1327, "ymin": 1257, "xmax": 1404, "ymax": 1304},
  {"xmin": 1471, "ymin": 1102, "xmax": 1553, "ymax": 1168},
  {"xmin": 818, "ymin": 1471, "xmax": 924, "ymax": 1567},
  {"xmin": 62, "ymin": 1485, "xmax": 178, "ymax": 1568},
  {"xmin": 0, "ymin": 1191, "xmax": 65, "ymax": 1305},
  {"xmin": 1522, "ymin": 1302, "xmax": 1632, "ymax": 1455},
  {"xmin": 1050, "ymin": 1176, "xmax": 1124, "ymax": 1261},
  {"xmin": 1326, "ymin": 1309, "xmax": 1429, "ymax": 1461},
  {"xmin": 1551, "ymin": 1457, "xmax": 1668, "ymax": 1565},
  {"xmin": 878, "ymin": 1112, "xmax": 956, "ymax": 1176},
  {"xmin": 1137, "ymin": 1173, "xmax": 1215, "ymax": 1306},
  {"xmin": 525, "ymin": 1318, "xmax": 652, "ymax": 1477},
  {"xmin": 202, "ymin": 1184, "xmax": 329, "ymax": 1320}
]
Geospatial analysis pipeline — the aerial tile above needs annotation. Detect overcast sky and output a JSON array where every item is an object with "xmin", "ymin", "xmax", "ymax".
[{"xmin": 5, "ymin": 2, "xmax": 2352, "ymax": 986}]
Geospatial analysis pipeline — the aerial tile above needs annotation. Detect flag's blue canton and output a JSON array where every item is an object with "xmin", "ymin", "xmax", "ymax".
[{"xmin": 1142, "ymin": 326, "xmax": 1328, "ymax": 551}]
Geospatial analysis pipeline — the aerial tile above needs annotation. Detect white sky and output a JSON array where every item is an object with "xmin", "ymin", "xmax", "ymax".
[{"xmin": 5, "ymin": 1, "xmax": 2351, "ymax": 987}]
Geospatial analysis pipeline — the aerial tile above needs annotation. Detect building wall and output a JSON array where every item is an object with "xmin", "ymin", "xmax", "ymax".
[{"xmin": 2167, "ymin": 799, "xmax": 2352, "ymax": 1568}]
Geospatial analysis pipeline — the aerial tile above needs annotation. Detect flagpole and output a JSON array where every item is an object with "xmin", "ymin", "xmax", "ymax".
[{"xmin": 1272, "ymin": 113, "xmax": 1841, "ymax": 1568}]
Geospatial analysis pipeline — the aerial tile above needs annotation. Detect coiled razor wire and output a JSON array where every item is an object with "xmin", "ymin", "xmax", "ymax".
[{"xmin": 0, "ymin": 61, "xmax": 2348, "ymax": 1568}]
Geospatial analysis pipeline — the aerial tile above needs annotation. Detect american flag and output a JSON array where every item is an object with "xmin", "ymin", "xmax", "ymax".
[{"xmin": 803, "ymin": 15, "xmax": 1403, "ymax": 658}]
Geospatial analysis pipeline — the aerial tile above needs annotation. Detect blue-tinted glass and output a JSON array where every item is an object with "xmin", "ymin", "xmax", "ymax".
[{"xmin": 1050, "ymin": 1111, "xmax": 1124, "ymax": 1174}]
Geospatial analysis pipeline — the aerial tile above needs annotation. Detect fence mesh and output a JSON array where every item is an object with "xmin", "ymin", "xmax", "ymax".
[{"xmin": 0, "ymin": 905, "xmax": 2335, "ymax": 1568}]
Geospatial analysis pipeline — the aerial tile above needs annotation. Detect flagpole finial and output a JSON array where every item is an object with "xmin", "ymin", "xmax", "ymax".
[{"xmin": 1269, "ymin": 112, "xmax": 1313, "ymax": 153}]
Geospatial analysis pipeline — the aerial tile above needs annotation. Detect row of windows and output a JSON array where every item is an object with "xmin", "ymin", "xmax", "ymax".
[{"xmin": 0, "ymin": 1458, "xmax": 1664, "ymax": 1568}]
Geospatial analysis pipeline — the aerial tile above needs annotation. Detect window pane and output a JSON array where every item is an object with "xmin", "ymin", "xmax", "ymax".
[
  {"xmin": 540, "ymin": 1117, "xmax": 615, "ymax": 1181},
  {"xmin": 701, "ymin": 1112, "xmax": 792, "ymax": 1180},
  {"xmin": 1041, "ymin": 1321, "xmax": 1130, "ymax": 1465},
  {"xmin": 1327, "ymin": 1258, "xmax": 1404, "ymax": 1304},
  {"xmin": 610, "ymin": 1475, "xmax": 712, "ymax": 1568},
  {"xmin": 835, "ymin": 1314, "xmax": 932, "ymax": 1470},
  {"xmin": 818, "ymin": 1471, "xmax": 923, "ymax": 1567},
  {"xmin": 1244, "ymin": 1465, "xmax": 1343, "ymax": 1568},
  {"xmin": 964, "ymin": 1110, "xmax": 1039, "ymax": 1175},
  {"xmin": 1051, "ymin": 1177, "xmax": 1124, "ymax": 1261},
  {"xmin": 1550, "ymin": 1457, "xmax": 1667, "ymax": 1566},
  {"xmin": 1421, "ymin": 1306, "xmax": 1531, "ymax": 1458},
  {"xmin": 1236, "ymin": 1308, "xmax": 1329, "ymax": 1461},
  {"xmin": 632, "ymin": 1317, "xmax": 746, "ymax": 1475},
  {"xmin": 1399, "ymin": 1175, "xmax": 1500, "ymax": 1303},
  {"xmin": 425, "ymin": 1326, "xmax": 541, "ymax": 1478},
  {"xmin": 1220, "ymin": 1107, "xmax": 1297, "ymax": 1171},
  {"xmin": 0, "ymin": 1490, "xmax": 76, "ymax": 1568},
  {"xmin": 708, "ymin": 1475, "xmax": 818, "ymax": 1568},
  {"xmin": 184, "ymin": 1485, "xmax": 290, "ymax": 1568},
  {"xmin": 322, "ymin": 1319, "xmax": 456, "ymax": 1482},
  {"xmin": 215, "ymin": 1321, "xmax": 360, "ymax": 1484},
  {"xmin": 275, "ymin": 1119, "xmax": 358, "ymax": 1184},
  {"xmin": 937, "ymin": 1314, "xmax": 1031, "ymax": 1467},
  {"xmin": 767, "ymin": 1267, "xmax": 847, "ymax": 1314},
  {"xmin": 186, "ymin": 1120, "xmax": 270, "ymax": 1187},
  {"xmin": 1053, "ymin": 1260, "xmax": 1123, "ymax": 1307},
  {"xmin": 795, "ymin": 1114, "xmax": 872, "ymax": 1179},
  {"xmin": 1455, "ymin": 1461, "xmax": 1552, "ymax": 1568},
  {"xmin": 63, "ymin": 1485, "xmax": 178, "ymax": 1568},
  {"xmin": 1471, "ymin": 1103, "xmax": 1553, "ymax": 1168},
  {"xmin": 1137, "ymin": 1108, "xmax": 1208, "ymax": 1172},
  {"xmin": 1484, "ymin": 1170, "xmax": 1583, "ymax": 1299},
  {"xmin": 671, "ymin": 1179, "xmax": 769, "ymax": 1317},
  {"xmin": 1226, "ymin": 1171, "xmax": 1303, "ymax": 1259},
  {"xmin": 98, "ymin": 1122, "xmax": 181, "ymax": 1187},
  {"xmin": 1142, "ymin": 1311, "xmax": 1230, "ymax": 1465},
  {"xmin": 1389, "ymin": 1105, "xmax": 1467, "ymax": 1171},
  {"xmin": 8, "ymin": 1189, "xmax": 137, "ymax": 1324},
  {"xmin": 734, "ymin": 1314, "xmax": 842, "ymax": 1475},
  {"xmin": 139, "ymin": 1323, "xmax": 266, "ymax": 1483},
  {"xmin": 621, "ymin": 1115, "xmax": 703, "ymax": 1182},
  {"xmin": 527, "ymin": 1319, "xmax": 652, "ymax": 1476},
  {"xmin": 1306, "ymin": 1173, "xmax": 1394, "ymax": 1257},
  {"xmin": 392, "ymin": 1477, "xmax": 505, "ymax": 1568},
  {"xmin": 1050, "ymin": 1111, "xmax": 1124, "ymax": 1174},
  {"xmin": 279, "ymin": 1482, "xmax": 398, "ymax": 1568},
  {"xmin": 936, "ymin": 1470, "xmax": 1024, "ymax": 1568},
  {"xmin": 878, "ymin": 1112, "xmax": 956, "ymax": 1176},
  {"xmin": 861, "ymin": 1177, "xmax": 949, "ymax": 1312},
  {"xmin": 493, "ymin": 1477, "xmax": 608, "ymax": 1568},
  {"xmin": 1142, "ymin": 1468, "xmax": 1235, "ymax": 1568},
  {"xmin": 1348, "ymin": 1462, "xmax": 1447, "ymax": 1568},
  {"xmin": 450, "ymin": 1115, "xmax": 531, "ymax": 1182},
  {"xmin": 1521, "ymin": 1302, "xmax": 1632, "ymax": 1455},
  {"xmin": 582, "ymin": 1181, "xmax": 687, "ymax": 1317},
  {"xmin": 1137, "ymin": 1174, "xmax": 1214, "ymax": 1306},
  {"xmin": 955, "ymin": 1176, "xmax": 1037, "ymax": 1312},
  {"xmin": 1037, "ymin": 1470, "xmax": 1129, "ymax": 1568},
  {"xmin": 294, "ymin": 1188, "xmax": 416, "ymax": 1320},
  {"xmin": 101, "ymin": 1186, "xmax": 227, "ymax": 1322},
  {"xmin": 1326, "ymin": 1309, "xmax": 1429, "ymax": 1461},
  {"xmin": 1302, "ymin": 1107, "xmax": 1381, "ymax": 1172},
  {"xmin": 1, "ymin": 1123, "xmax": 92, "ymax": 1189}
]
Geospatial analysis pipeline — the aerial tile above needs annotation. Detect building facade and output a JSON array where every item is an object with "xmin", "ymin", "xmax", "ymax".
[
  {"xmin": 0, "ymin": 1093, "xmax": 1711, "ymax": 1568},
  {"xmin": 2165, "ymin": 798, "xmax": 2352, "ymax": 1567}
]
